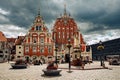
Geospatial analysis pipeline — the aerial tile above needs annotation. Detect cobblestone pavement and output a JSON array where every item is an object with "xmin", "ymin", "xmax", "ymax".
[{"xmin": 0, "ymin": 61, "xmax": 120, "ymax": 80}]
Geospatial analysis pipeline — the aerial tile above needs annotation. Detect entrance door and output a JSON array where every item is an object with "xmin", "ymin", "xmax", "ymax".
[{"xmin": 65, "ymin": 54, "xmax": 69, "ymax": 63}]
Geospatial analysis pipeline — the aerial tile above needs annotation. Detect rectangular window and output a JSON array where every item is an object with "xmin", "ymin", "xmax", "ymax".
[
  {"xmin": 33, "ymin": 38, "xmax": 37, "ymax": 43},
  {"xmin": 63, "ymin": 32, "xmax": 64, "ymax": 38},
  {"xmin": 36, "ymin": 26, "xmax": 39, "ymax": 31},
  {"xmin": 48, "ymin": 46, "xmax": 51, "ymax": 53},
  {"xmin": 54, "ymin": 33, "xmax": 56, "ymax": 40},
  {"xmin": 40, "ymin": 38, "xmax": 44, "ymax": 45},
  {"xmin": 40, "ymin": 47, "xmax": 44, "ymax": 53},
  {"xmin": 33, "ymin": 47, "xmax": 36, "ymax": 52},
  {"xmin": 39, "ymin": 26, "xmax": 41, "ymax": 30},
  {"xmin": 25, "ymin": 47, "xmax": 29, "ymax": 52},
  {"xmin": 59, "ymin": 32, "xmax": 60, "ymax": 38}
]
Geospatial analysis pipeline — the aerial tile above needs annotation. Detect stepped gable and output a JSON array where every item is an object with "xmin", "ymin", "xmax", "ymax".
[
  {"xmin": 29, "ymin": 13, "xmax": 48, "ymax": 32},
  {"xmin": 52, "ymin": 7, "xmax": 85, "ymax": 47}
]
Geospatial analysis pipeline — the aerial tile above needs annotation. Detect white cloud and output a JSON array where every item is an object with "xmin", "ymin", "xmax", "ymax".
[
  {"xmin": 77, "ymin": 21, "xmax": 96, "ymax": 33},
  {"xmin": 0, "ymin": 8, "xmax": 10, "ymax": 15},
  {"xmin": 0, "ymin": 0, "xmax": 120, "ymax": 45},
  {"xmin": 84, "ymin": 29, "xmax": 120, "ymax": 45},
  {"xmin": 0, "ymin": 15, "xmax": 9, "ymax": 22},
  {"xmin": 0, "ymin": 24, "xmax": 27, "ymax": 38}
]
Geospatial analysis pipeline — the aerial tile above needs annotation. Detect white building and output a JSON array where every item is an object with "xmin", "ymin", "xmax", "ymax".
[{"xmin": 15, "ymin": 36, "xmax": 25, "ymax": 60}]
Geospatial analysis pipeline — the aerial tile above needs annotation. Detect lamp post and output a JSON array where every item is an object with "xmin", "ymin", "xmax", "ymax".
[
  {"xmin": 55, "ymin": 45, "xmax": 58, "ymax": 64},
  {"xmin": 67, "ymin": 38, "xmax": 72, "ymax": 73},
  {"xmin": 8, "ymin": 45, "xmax": 12, "ymax": 63},
  {"xmin": 79, "ymin": 44, "xmax": 82, "ymax": 59},
  {"xmin": 97, "ymin": 40, "xmax": 104, "ymax": 66}
]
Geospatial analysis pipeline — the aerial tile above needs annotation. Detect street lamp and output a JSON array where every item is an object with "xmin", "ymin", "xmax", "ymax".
[
  {"xmin": 67, "ymin": 38, "xmax": 72, "ymax": 73},
  {"xmin": 97, "ymin": 40, "xmax": 104, "ymax": 66},
  {"xmin": 8, "ymin": 45, "xmax": 12, "ymax": 63},
  {"xmin": 79, "ymin": 44, "xmax": 82, "ymax": 59},
  {"xmin": 55, "ymin": 45, "xmax": 58, "ymax": 64}
]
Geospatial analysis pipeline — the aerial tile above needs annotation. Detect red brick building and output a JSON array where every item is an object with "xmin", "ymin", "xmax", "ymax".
[
  {"xmin": 52, "ymin": 7, "xmax": 92, "ymax": 62},
  {"xmin": 52, "ymin": 8, "xmax": 85, "ymax": 49},
  {"xmin": 22, "ymin": 12, "xmax": 54, "ymax": 62}
]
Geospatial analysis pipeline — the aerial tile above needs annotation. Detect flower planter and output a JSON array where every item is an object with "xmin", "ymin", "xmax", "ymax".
[{"xmin": 42, "ymin": 69, "xmax": 62, "ymax": 76}]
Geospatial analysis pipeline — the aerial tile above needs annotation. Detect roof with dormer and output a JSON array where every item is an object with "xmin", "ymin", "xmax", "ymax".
[
  {"xmin": 7, "ymin": 38, "xmax": 16, "ymax": 43},
  {"xmin": 15, "ymin": 36, "xmax": 25, "ymax": 45}
]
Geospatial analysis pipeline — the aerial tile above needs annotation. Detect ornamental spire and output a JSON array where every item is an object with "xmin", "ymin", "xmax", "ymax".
[
  {"xmin": 38, "ymin": 8, "xmax": 40, "ymax": 16},
  {"xmin": 64, "ymin": 4, "xmax": 67, "ymax": 15}
]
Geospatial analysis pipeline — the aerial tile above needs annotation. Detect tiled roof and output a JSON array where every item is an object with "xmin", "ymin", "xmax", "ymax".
[
  {"xmin": 15, "ymin": 36, "xmax": 25, "ymax": 45},
  {"xmin": 7, "ymin": 38, "xmax": 16, "ymax": 43},
  {"xmin": 0, "ymin": 31, "xmax": 7, "ymax": 42}
]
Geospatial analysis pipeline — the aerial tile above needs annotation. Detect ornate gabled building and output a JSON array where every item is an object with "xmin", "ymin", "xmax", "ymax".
[
  {"xmin": 52, "ymin": 9, "xmax": 78, "ymax": 49},
  {"xmin": 52, "ymin": 6, "xmax": 92, "ymax": 62},
  {"xmin": 22, "ymin": 11, "xmax": 54, "ymax": 62}
]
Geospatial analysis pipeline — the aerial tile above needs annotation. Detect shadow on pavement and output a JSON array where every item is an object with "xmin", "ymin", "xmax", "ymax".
[
  {"xmin": 9, "ymin": 68, "xmax": 27, "ymax": 70},
  {"xmin": 58, "ymin": 67, "xmax": 110, "ymax": 70},
  {"xmin": 41, "ymin": 74, "xmax": 62, "ymax": 78}
]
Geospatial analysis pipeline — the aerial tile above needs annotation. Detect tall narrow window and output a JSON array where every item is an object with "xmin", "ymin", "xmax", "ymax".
[
  {"xmin": 36, "ymin": 26, "xmax": 39, "ymax": 31},
  {"xmin": 67, "ymin": 33, "xmax": 69, "ymax": 38},
  {"xmin": 39, "ymin": 26, "xmax": 41, "ymax": 31},
  {"xmin": 59, "ymin": 32, "xmax": 60, "ymax": 38},
  {"xmin": 63, "ymin": 32, "xmax": 65, "ymax": 38},
  {"xmin": 40, "ymin": 38, "xmax": 44, "ymax": 45},
  {"xmin": 40, "ymin": 47, "xmax": 44, "ymax": 53},
  {"xmin": 54, "ymin": 33, "xmax": 56, "ymax": 40},
  {"xmin": 33, "ymin": 38, "xmax": 36, "ymax": 43},
  {"xmin": 48, "ymin": 46, "xmax": 51, "ymax": 53}
]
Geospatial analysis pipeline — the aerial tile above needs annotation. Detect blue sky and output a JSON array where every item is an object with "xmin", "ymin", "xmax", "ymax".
[{"xmin": 0, "ymin": 0, "xmax": 120, "ymax": 44}]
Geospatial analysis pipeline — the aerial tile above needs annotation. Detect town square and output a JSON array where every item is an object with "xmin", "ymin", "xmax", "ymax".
[
  {"xmin": 0, "ymin": 0, "xmax": 120, "ymax": 80},
  {"xmin": 0, "ymin": 61, "xmax": 120, "ymax": 80}
]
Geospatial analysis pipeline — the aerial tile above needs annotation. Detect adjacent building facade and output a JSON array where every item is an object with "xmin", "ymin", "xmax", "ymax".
[
  {"xmin": 0, "ymin": 31, "xmax": 8, "ymax": 62},
  {"xmin": 7, "ymin": 38, "xmax": 16, "ymax": 60},
  {"xmin": 91, "ymin": 38, "xmax": 120, "ymax": 60}
]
